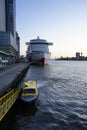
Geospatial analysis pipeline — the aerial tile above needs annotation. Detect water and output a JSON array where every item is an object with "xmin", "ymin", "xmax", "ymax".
[{"xmin": 1, "ymin": 60, "xmax": 87, "ymax": 130}]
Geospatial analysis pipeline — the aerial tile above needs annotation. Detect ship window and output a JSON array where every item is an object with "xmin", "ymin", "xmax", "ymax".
[
  {"xmin": 31, "ymin": 44, "xmax": 48, "ymax": 52},
  {"xmin": 23, "ymin": 89, "xmax": 35, "ymax": 94}
]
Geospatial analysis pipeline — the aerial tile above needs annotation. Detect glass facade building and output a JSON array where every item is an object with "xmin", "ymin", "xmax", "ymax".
[
  {"xmin": 0, "ymin": 0, "xmax": 19, "ymax": 60},
  {"xmin": 5, "ymin": 0, "xmax": 16, "ymax": 37}
]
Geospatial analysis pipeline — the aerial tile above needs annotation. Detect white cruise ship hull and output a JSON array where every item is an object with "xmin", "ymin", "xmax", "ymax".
[
  {"xmin": 26, "ymin": 37, "xmax": 53, "ymax": 65},
  {"xmin": 29, "ymin": 52, "xmax": 51, "ymax": 65}
]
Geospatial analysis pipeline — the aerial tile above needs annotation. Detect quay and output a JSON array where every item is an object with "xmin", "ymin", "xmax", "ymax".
[
  {"xmin": 0, "ymin": 63, "xmax": 30, "ymax": 96},
  {"xmin": 0, "ymin": 63, "xmax": 30, "ymax": 121}
]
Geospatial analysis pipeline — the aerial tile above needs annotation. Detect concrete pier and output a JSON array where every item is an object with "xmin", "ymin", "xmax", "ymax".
[{"xmin": 0, "ymin": 63, "xmax": 30, "ymax": 96}]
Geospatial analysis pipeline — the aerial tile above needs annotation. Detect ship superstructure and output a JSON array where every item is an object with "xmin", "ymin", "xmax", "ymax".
[{"xmin": 26, "ymin": 37, "xmax": 53, "ymax": 65}]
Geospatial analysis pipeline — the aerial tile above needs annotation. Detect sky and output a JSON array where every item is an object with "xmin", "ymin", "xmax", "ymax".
[{"xmin": 16, "ymin": 0, "xmax": 87, "ymax": 58}]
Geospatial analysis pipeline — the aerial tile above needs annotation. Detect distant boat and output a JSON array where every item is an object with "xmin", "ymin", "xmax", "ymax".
[
  {"xmin": 20, "ymin": 80, "xmax": 38, "ymax": 103},
  {"xmin": 26, "ymin": 37, "xmax": 53, "ymax": 65}
]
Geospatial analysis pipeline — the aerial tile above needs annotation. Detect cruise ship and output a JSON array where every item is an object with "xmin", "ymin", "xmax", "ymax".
[{"xmin": 26, "ymin": 37, "xmax": 53, "ymax": 65}]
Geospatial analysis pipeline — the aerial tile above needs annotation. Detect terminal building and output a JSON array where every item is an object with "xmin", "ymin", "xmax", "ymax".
[{"xmin": 0, "ymin": 0, "xmax": 20, "ymax": 65}]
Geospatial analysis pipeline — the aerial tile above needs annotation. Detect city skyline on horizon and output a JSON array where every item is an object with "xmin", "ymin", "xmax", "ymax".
[{"xmin": 16, "ymin": 0, "xmax": 87, "ymax": 58}]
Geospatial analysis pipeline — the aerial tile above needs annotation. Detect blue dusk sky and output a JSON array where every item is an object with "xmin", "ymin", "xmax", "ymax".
[{"xmin": 16, "ymin": 0, "xmax": 87, "ymax": 58}]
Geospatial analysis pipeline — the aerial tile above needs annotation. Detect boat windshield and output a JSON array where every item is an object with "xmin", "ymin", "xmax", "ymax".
[{"xmin": 23, "ymin": 89, "xmax": 35, "ymax": 94}]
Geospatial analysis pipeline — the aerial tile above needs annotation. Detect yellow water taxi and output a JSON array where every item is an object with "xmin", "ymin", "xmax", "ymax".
[{"xmin": 21, "ymin": 80, "xmax": 38, "ymax": 103}]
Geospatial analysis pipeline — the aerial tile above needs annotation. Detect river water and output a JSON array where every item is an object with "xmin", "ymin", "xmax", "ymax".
[{"xmin": 1, "ymin": 60, "xmax": 87, "ymax": 130}]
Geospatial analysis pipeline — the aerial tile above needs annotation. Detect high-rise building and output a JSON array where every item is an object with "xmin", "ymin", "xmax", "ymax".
[
  {"xmin": 5, "ymin": 0, "xmax": 16, "ymax": 38},
  {"xmin": 76, "ymin": 52, "xmax": 80, "ymax": 60},
  {"xmin": 0, "ymin": 0, "xmax": 6, "ymax": 31},
  {"xmin": 16, "ymin": 32, "xmax": 20, "ymax": 57},
  {"xmin": 0, "ymin": 0, "xmax": 19, "ymax": 61}
]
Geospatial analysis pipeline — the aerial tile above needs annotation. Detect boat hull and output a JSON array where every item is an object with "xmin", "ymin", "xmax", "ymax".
[
  {"xmin": 21, "ymin": 96, "xmax": 37, "ymax": 103},
  {"xmin": 20, "ymin": 96, "xmax": 38, "ymax": 106},
  {"xmin": 28, "ymin": 52, "xmax": 51, "ymax": 65}
]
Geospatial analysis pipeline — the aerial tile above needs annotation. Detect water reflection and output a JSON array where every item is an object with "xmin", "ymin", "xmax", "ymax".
[
  {"xmin": 0, "ymin": 99, "xmax": 38, "ymax": 130},
  {"xmin": 16, "ymin": 99, "xmax": 38, "ymax": 117}
]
